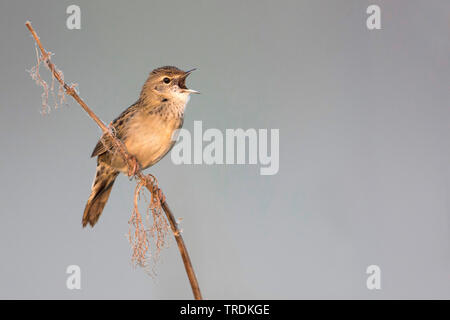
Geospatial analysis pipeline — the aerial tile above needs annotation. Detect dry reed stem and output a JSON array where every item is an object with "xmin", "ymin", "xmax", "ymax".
[
  {"xmin": 128, "ymin": 174, "xmax": 170, "ymax": 274},
  {"xmin": 25, "ymin": 21, "xmax": 202, "ymax": 299}
]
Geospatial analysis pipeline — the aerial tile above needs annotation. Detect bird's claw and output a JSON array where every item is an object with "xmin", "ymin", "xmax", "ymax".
[{"xmin": 127, "ymin": 155, "xmax": 141, "ymax": 178}]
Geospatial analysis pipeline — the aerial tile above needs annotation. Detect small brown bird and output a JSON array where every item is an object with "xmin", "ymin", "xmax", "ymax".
[{"xmin": 82, "ymin": 66, "xmax": 199, "ymax": 227}]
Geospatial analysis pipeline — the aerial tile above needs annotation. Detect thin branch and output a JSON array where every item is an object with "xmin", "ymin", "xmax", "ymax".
[
  {"xmin": 160, "ymin": 201, "xmax": 202, "ymax": 298},
  {"xmin": 25, "ymin": 21, "xmax": 202, "ymax": 300}
]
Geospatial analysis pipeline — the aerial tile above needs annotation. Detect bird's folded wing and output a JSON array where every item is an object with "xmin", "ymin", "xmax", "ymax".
[{"xmin": 91, "ymin": 135, "xmax": 111, "ymax": 157}]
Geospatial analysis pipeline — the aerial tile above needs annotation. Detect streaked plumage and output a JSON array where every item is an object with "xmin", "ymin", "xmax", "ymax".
[{"xmin": 82, "ymin": 66, "xmax": 198, "ymax": 227}]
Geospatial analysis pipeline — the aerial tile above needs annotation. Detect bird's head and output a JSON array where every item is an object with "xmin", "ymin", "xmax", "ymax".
[{"xmin": 141, "ymin": 66, "xmax": 199, "ymax": 103}]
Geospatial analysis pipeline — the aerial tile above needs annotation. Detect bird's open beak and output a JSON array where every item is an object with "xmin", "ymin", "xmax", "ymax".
[
  {"xmin": 181, "ymin": 68, "xmax": 200, "ymax": 94},
  {"xmin": 185, "ymin": 68, "xmax": 196, "ymax": 75},
  {"xmin": 184, "ymin": 88, "xmax": 200, "ymax": 94}
]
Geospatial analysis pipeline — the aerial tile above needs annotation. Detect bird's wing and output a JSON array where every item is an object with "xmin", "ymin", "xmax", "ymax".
[
  {"xmin": 91, "ymin": 102, "xmax": 139, "ymax": 158},
  {"xmin": 91, "ymin": 135, "xmax": 111, "ymax": 158}
]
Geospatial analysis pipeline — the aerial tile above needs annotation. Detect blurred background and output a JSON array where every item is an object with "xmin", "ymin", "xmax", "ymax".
[{"xmin": 0, "ymin": 0, "xmax": 449, "ymax": 299}]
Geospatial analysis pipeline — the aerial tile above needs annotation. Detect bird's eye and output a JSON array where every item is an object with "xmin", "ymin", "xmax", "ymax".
[{"xmin": 163, "ymin": 77, "xmax": 171, "ymax": 84}]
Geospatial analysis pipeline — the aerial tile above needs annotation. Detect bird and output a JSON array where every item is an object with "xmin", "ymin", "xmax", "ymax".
[{"xmin": 82, "ymin": 66, "xmax": 199, "ymax": 227}]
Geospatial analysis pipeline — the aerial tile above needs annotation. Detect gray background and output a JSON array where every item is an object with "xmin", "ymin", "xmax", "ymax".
[{"xmin": 0, "ymin": 0, "xmax": 449, "ymax": 299}]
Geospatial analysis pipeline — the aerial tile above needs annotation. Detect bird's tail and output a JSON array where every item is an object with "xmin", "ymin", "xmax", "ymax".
[{"xmin": 82, "ymin": 161, "xmax": 119, "ymax": 227}]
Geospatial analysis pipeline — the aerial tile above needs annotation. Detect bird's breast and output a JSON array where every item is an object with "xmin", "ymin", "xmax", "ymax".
[{"xmin": 122, "ymin": 112, "xmax": 182, "ymax": 171}]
